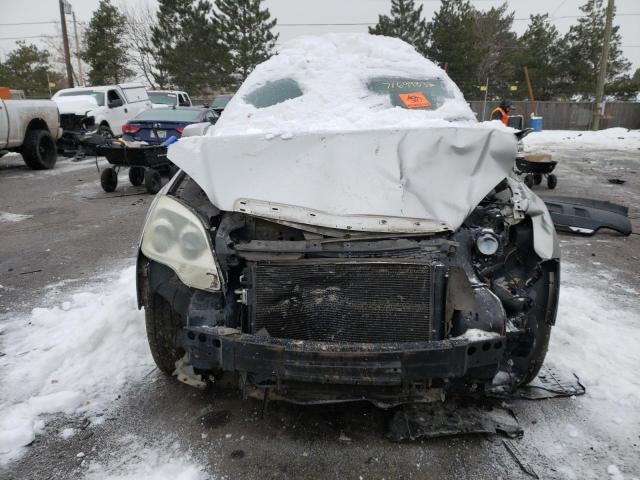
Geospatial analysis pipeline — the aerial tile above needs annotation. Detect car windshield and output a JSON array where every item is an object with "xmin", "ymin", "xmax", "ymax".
[
  {"xmin": 134, "ymin": 109, "xmax": 203, "ymax": 122},
  {"xmin": 57, "ymin": 90, "xmax": 105, "ymax": 106},
  {"xmin": 148, "ymin": 92, "xmax": 177, "ymax": 105},
  {"xmin": 367, "ymin": 78, "xmax": 453, "ymax": 110},
  {"xmin": 244, "ymin": 79, "xmax": 303, "ymax": 108},
  {"xmin": 211, "ymin": 95, "xmax": 232, "ymax": 109}
]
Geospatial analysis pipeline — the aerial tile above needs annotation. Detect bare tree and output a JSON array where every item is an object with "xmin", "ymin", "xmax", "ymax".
[{"xmin": 119, "ymin": 2, "xmax": 166, "ymax": 88}]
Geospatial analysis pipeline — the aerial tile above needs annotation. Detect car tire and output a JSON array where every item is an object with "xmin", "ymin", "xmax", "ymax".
[
  {"xmin": 129, "ymin": 166, "xmax": 145, "ymax": 186},
  {"xmin": 144, "ymin": 169, "xmax": 162, "ymax": 194},
  {"xmin": 145, "ymin": 293, "xmax": 185, "ymax": 375},
  {"xmin": 547, "ymin": 174, "xmax": 558, "ymax": 189},
  {"xmin": 22, "ymin": 129, "xmax": 57, "ymax": 170},
  {"xmin": 100, "ymin": 167, "xmax": 118, "ymax": 192}
]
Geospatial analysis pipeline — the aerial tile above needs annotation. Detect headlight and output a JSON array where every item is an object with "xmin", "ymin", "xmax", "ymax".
[
  {"xmin": 475, "ymin": 230, "xmax": 500, "ymax": 256},
  {"xmin": 141, "ymin": 195, "xmax": 221, "ymax": 291}
]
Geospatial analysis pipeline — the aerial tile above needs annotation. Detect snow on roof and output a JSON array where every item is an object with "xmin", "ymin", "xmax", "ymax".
[{"xmin": 212, "ymin": 33, "xmax": 477, "ymax": 137}]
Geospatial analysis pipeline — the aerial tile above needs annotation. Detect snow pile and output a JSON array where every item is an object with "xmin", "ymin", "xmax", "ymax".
[
  {"xmin": 523, "ymin": 128, "xmax": 640, "ymax": 152},
  {"xmin": 211, "ymin": 33, "xmax": 480, "ymax": 137},
  {"xmin": 549, "ymin": 262, "xmax": 640, "ymax": 428},
  {"xmin": 83, "ymin": 436, "xmax": 209, "ymax": 480},
  {"xmin": 0, "ymin": 212, "xmax": 32, "ymax": 223},
  {"xmin": 0, "ymin": 266, "xmax": 151, "ymax": 465}
]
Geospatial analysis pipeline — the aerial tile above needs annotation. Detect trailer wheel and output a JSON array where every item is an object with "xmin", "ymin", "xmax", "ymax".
[
  {"xmin": 129, "ymin": 166, "xmax": 145, "ymax": 186},
  {"xmin": 22, "ymin": 129, "xmax": 57, "ymax": 170},
  {"xmin": 524, "ymin": 174, "xmax": 535, "ymax": 188},
  {"xmin": 100, "ymin": 167, "xmax": 118, "ymax": 192},
  {"xmin": 144, "ymin": 169, "xmax": 162, "ymax": 194},
  {"xmin": 533, "ymin": 173, "xmax": 543, "ymax": 185},
  {"xmin": 547, "ymin": 174, "xmax": 558, "ymax": 189},
  {"xmin": 145, "ymin": 293, "xmax": 185, "ymax": 375}
]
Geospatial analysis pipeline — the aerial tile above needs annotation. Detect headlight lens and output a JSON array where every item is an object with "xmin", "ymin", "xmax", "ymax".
[
  {"xmin": 476, "ymin": 230, "xmax": 500, "ymax": 256},
  {"xmin": 141, "ymin": 195, "xmax": 221, "ymax": 291}
]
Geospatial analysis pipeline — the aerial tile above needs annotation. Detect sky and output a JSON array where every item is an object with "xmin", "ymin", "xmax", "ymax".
[{"xmin": 1, "ymin": 0, "xmax": 639, "ymax": 75}]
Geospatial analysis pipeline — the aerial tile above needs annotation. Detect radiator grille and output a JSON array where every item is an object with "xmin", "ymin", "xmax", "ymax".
[{"xmin": 252, "ymin": 261, "xmax": 435, "ymax": 343}]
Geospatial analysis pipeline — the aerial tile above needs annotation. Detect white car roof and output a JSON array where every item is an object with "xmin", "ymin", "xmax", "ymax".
[{"xmin": 54, "ymin": 83, "xmax": 146, "ymax": 95}]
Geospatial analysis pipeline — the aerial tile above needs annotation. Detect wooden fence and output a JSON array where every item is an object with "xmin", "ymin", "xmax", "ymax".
[{"xmin": 469, "ymin": 101, "xmax": 640, "ymax": 130}]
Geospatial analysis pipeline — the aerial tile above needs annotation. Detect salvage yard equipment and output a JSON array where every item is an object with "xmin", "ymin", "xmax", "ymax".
[
  {"xmin": 515, "ymin": 153, "xmax": 558, "ymax": 189},
  {"xmin": 96, "ymin": 141, "xmax": 175, "ymax": 194}
]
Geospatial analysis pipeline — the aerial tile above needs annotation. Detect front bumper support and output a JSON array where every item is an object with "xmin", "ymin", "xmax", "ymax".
[{"xmin": 184, "ymin": 326, "xmax": 505, "ymax": 386}]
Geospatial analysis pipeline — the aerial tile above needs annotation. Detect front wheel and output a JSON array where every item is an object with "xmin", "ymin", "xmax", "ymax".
[
  {"xmin": 97, "ymin": 124, "xmax": 113, "ymax": 139},
  {"xmin": 22, "ymin": 129, "xmax": 57, "ymax": 170},
  {"xmin": 145, "ymin": 293, "xmax": 185, "ymax": 374}
]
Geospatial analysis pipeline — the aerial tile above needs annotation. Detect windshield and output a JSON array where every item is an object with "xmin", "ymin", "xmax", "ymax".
[
  {"xmin": 148, "ymin": 92, "xmax": 177, "ymax": 105},
  {"xmin": 134, "ymin": 108, "xmax": 202, "ymax": 122},
  {"xmin": 57, "ymin": 90, "xmax": 105, "ymax": 106},
  {"xmin": 367, "ymin": 78, "xmax": 453, "ymax": 110}
]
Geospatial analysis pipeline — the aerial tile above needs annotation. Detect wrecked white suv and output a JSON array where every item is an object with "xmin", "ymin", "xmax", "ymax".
[{"xmin": 136, "ymin": 34, "xmax": 560, "ymax": 406}]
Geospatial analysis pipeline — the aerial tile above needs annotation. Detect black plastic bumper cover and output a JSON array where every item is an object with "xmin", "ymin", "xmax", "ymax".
[{"xmin": 184, "ymin": 326, "xmax": 505, "ymax": 386}]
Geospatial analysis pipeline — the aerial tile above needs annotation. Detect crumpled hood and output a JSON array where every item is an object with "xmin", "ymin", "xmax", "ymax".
[
  {"xmin": 169, "ymin": 126, "xmax": 518, "ymax": 234},
  {"xmin": 52, "ymin": 96, "xmax": 98, "ymax": 115}
]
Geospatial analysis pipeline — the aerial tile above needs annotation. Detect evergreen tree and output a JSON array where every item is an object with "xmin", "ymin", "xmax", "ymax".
[
  {"xmin": 369, "ymin": 0, "xmax": 429, "ymax": 56},
  {"xmin": 562, "ymin": 0, "xmax": 631, "ymax": 99},
  {"xmin": 82, "ymin": 0, "xmax": 133, "ymax": 85},
  {"xmin": 214, "ymin": 0, "xmax": 278, "ymax": 84},
  {"xmin": 0, "ymin": 42, "xmax": 56, "ymax": 97},
  {"xmin": 427, "ymin": 0, "xmax": 479, "ymax": 98},
  {"xmin": 512, "ymin": 14, "xmax": 564, "ymax": 100},
  {"xmin": 151, "ymin": 0, "xmax": 227, "ymax": 93},
  {"xmin": 472, "ymin": 3, "xmax": 517, "ymax": 100}
]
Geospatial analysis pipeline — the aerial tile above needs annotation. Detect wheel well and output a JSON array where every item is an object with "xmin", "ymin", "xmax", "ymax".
[
  {"xmin": 99, "ymin": 121, "xmax": 111, "ymax": 129},
  {"xmin": 26, "ymin": 118, "xmax": 50, "ymax": 133}
]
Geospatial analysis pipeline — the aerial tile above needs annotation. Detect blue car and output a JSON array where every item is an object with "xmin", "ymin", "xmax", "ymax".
[{"xmin": 121, "ymin": 107, "xmax": 218, "ymax": 143}]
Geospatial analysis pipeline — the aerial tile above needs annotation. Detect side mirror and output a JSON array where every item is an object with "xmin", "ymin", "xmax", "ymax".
[{"xmin": 108, "ymin": 98, "xmax": 123, "ymax": 108}]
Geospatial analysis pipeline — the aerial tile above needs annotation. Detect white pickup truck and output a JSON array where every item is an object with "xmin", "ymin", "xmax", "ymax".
[
  {"xmin": 52, "ymin": 83, "xmax": 152, "ymax": 137},
  {"xmin": 0, "ymin": 98, "xmax": 62, "ymax": 169}
]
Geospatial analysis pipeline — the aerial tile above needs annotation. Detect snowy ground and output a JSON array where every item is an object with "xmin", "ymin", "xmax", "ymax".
[{"xmin": 523, "ymin": 127, "xmax": 640, "ymax": 152}]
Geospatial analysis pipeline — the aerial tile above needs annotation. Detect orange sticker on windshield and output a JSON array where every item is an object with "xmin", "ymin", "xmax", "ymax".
[{"xmin": 399, "ymin": 92, "xmax": 431, "ymax": 109}]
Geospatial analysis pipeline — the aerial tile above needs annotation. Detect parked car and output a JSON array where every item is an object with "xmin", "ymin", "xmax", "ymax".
[
  {"xmin": 0, "ymin": 97, "xmax": 62, "ymax": 169},
  {"xmin": 52, "ymin": 83, "xmax": 152, "ymax": 138},
  {"xmin": 121, "ymin": 107, "xmax": 218, "ymax": 143},
  {"xmin": 136, "ymin": 34, "xmax": 560, "ymax": 407},
  {"xmin": 148, "ymin": 90, "xmax": 192, "ymax": 108}
]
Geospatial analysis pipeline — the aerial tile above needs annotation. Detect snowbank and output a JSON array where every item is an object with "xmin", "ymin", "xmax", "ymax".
[
  {"xmin": 211, "ymin": 33, "xmax": 481, "ymax": 137},
  {"xmin": 523, "ymin": 128, "xmax": 640, "ymax": 152},
  {"xmin": 0, "ymin": 266, "xmax": 151, "ymax": 465},
  {"xmin": 549, "ymin": 262, "xmax": 640, "ymax": 432},
  {"xmin": 0, "ymin": 212, "xmax": 32, "ymax": 224},
  {"xmin": 83, "ymin": 435, "xmax": 209, "ymax": 480}
]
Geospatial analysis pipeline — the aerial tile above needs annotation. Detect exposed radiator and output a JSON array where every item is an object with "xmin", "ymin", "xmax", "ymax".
[{"xmin": 251, "ymin": 260, "xmax": 438, "ymax": 343}]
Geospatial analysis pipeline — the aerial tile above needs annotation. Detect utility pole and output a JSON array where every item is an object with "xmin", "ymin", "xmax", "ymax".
[
  {"xmin": 59, "ymin": 0, "xmax": 74, "ymax": 88},
  {"xmin": 523, "ymin": 66, "xmax": 537, "ymax": 116},
  {"xmin": 72, "ymin": 10, "xmax": 83, "ymax": 86},
  {"xmin": 592, "ymin": 0, "xmax": 614, "ymax": 131}
]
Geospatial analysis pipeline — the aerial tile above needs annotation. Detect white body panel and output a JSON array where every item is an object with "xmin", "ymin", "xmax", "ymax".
[{"xmin": 0, "ymin": 99, "xmax": 61, "ymax": 149}]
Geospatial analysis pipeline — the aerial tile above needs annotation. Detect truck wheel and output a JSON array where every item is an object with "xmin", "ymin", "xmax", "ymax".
[
  {"xmin": 100, "ymin": 167, "xmax": 118, "ymax": 192},
  {"xmin": 144, "ymin": 169, "xmax": 162, "ymax": 194},
  {"xmin": 22, "ymin": 129, "xmax": 57, "ymax": 170},
  {"xmin": 129, "ymin": 166, "xmax": 145, "ymax": 186},
  {"xmin": 145, "ymin": 293, "xmax": 185, "ymax": 375},
  {"xmin": 98, "ymin": 124, "xmax": 113, "ymax": 139}
]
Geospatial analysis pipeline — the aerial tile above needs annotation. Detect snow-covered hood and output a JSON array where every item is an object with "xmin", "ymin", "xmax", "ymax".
[
  {"xmin": 52, "ymin": 96, "xmax": 99, "ymax": 115},
  {"xmin": 169, "ymin": 126, "xmax": 517, "ymax": 233}
]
